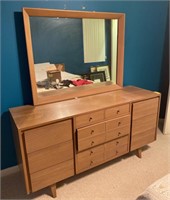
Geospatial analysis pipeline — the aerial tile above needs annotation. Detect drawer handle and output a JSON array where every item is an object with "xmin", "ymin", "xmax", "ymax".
[
  {"xmin": 89, "ymin": 117, "xmax": 93, "ymax": 122},
  {"xmin": 116, "ymin": 150, "xmax": 119, "ymax": 155},
  {"xmin": 117, "ymin": 110, "xmax": 120, "ymax": 114},
  {"xmin": 91, "ymin": 141, "xmax": 94, "ymax": 146},
  {"xmin": 118, "ymin": 122, "xmax": 121, "ymax": 126},
  {"xmin": 118, "ymin": 132, "xmax": 121, "ymax": 136},
  {"xmin": 90, "ymin": 150, "xmax": 93, "ymax": 155},
  {"xmin": 90, "ymin": 160, "xmax": 94, "ymax": 165},
  {"xmin": 116, "ymin": 141, "xmax": 119, "ymax": 145},
  {"xmin": 91, "ymin": 130, "xmax": 94, "ymax": 135}
]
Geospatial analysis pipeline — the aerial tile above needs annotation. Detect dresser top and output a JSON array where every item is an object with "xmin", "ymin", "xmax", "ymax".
[{"xmin": 9, "ymin": 86, "xmax": 160, "ymax": 131}]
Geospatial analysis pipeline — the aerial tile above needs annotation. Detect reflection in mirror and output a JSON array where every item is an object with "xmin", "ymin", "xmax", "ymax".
[{"xmin": 30, "ymin": 17, "xmax": 118, "ymax": 94}]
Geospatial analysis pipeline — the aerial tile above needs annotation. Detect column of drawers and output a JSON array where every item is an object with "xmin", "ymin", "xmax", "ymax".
[
  {"xmin": 104, "ymin": 104, "xmax": 130, "ymax": 161},
  {"xmin": 131, "ymin": 98, "xmax": 159, "ymax": 151},
  {"xmin": 75, "ymin": 104, "xmax": 131, "ymax": 173},
  {"xmin": 24, "ymin": 119, "xmax": 74, "ymax": 192}
]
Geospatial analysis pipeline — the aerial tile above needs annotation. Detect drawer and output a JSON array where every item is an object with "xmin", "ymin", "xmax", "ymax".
[
  {"xmin": 30, "ymin": 159, "xmax": 74, "ymax": 192},
  {"xmin": 77, "ymin": 133, "xmax": 105, "ymax": 152},
  {"xmin": 106, "ymin": 124, "xmax": 130, "ymax": 142},
  {"xmin": 75, "ymin": 110, "xmax": 104, "ymax": 128},
  {"xmin": 131, "ymin": 128, "xmax": 156, "ymax": 151},
  {"xmin": 106, "ymin": 115, "xmax": 130, "ymax": 131},
  {"xmin": 76, "ymin": 145, "xmax": 104, "ymax": 173},
  {"xmin": 77, "ymin": 122, "xmax": 105, "ymax": 140},
  {"xmin": 105, "ymin": 136, "xmax": 129, "ymax": 160},
  {"xmin": 105, "ymin": 104, "xmax": 130, "ymax": 119},
  {"xmin": 132, "ymin": 114, "xmax": 157, "ymax": 135},
  {"xmin": 27, "ymin": 141, "xmax": 73, "ymax": 174},
  {"xmin": 115, "ymin": 144, "xmax": 129, "ymax": 158},
  {"xmin": 133, "ymin": 98, "xmax": 159, "ymax": 120},
  {"xmin": 115, "ymin": 135, "xmax": 129, "ymax": 148},
  {"xmin": 24, "ymin": 119, "xmax": 72, "ymax": 153}
]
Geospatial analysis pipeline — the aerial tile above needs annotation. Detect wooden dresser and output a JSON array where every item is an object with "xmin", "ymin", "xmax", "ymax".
[{"xmin": 10, "ymin": 86, "xmax": 160, "ymax": 197}]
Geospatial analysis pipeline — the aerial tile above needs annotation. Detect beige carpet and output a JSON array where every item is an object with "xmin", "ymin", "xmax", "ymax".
[{"xmin": 1, "ymin": 129, "xmax": 170, "ymax": 200}]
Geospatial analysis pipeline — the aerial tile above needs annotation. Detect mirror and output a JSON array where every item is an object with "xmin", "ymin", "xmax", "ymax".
[{"xmin": 23, "ymin": 8, "xmax": 125, "ymax": 105}]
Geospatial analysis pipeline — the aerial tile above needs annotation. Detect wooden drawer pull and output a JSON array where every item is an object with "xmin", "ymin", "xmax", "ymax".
[
  {"xmin": 118, "ymin": 132, "xmax": 121, "ymax": 136},
  {"xmin": 89, "ymin": 117, "xmax": 93, "ymax": 122},
  {"xmin": 116, "ymin": 150, "xmax": 118, "ymax": 155},
  {"xmin": 116, "ymin": 141, "xmax": 119, "ymax": 145},
  {"xmin": 90, "ymin": 160, "xmax": 94, "ymax": 165},
  {"xmin": 117, "ymin": 110, "xmax": 120, "ymax": 114},
  {"xmin": 90, "ymin": 150, "xmax": 93, "ymax": 155},
  {"xmin": 118, "ymin": 122, "xmax": 121, "ymax": 126},
  {"xmin": 91, "ymin": 141, "xmax": 94, "ymax": 146},
  {"xmin": 91, "ymin": 130, "xmax": 94, "ymax": 135}
]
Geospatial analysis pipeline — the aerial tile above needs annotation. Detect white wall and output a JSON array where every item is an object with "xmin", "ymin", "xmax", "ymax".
[{"xmin": 163, "ymin": 85, "xmax": 170, "ymax": 134}]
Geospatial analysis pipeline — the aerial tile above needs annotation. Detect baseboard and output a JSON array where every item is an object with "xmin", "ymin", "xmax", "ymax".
[{"xmin": 1, "ymin": 165, "xmax": 19, "ymax": 177}]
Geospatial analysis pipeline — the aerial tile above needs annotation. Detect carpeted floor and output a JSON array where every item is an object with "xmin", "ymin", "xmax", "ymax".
[{"xmin": 1, "ymin": 128, "xmax": 170, "ymax": 200}]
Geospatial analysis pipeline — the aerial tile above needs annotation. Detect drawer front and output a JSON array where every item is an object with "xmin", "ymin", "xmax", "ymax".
[
  {"xmin": 30, "ymin": 159, "xmax": 74, "ymax": 192},
  {"xmin": 133, "ymin": 98, "xmax": 159, "ymax": 120},
  {"xmin": 130, "ymin": 98, "xmax": 159, "ymax": 151},
  {"xmin": 76, "ymin": 145, "xmax": 104, "ymax": 173},
  {"xmin": 25, "ymin": 119, "xmax": 72, "ymax": 153},
  {"xmin": 27, "ymin": 141, "xmax": 73, "ymax": 174},
  {"xmin": 77, "ymin": 122, "xmax": 105, "ymax": 140},
  {"xmin": 78, "ymin": 133, "xmax": 105, "ymax": 152},
  {"xmin": 131, "ymin": 128, "xmax": 156, "ymax": 151},
  {"xmin": 75, "ymin": 110, "xmax": 104, "ymax": 128},
  {"xmin": 106, "ymin": 124, "xmax": 130, "ymax": 142},
  {"xmin": 106, "ymin": 115, "xmax": 130, "ymax": 131},
  {"xmin": 115, "ymin": 135, "xmax": 129, "ymax": 148},
  {"xmin": 105, "ymin": 104, "xmax": 130, "ymax": 119},
  {"xmin": 132, "ymin": 114, "xmax": 157, "ymax": 135},
  {"xmin": 105, "ymin": 136, "xmax": 129, "ymax": 160},
  {"xmin": 115, "ymin": 144, "xmax": 129, "ymax": 158}
]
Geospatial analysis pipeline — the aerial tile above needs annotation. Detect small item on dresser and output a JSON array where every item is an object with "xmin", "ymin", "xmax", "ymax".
[
  {"xmin": 50, "ymin": 80, "xmax": 63, "ymax": 89},
  {"xmin": 55, "ymin": 79, "xmax": 62, "ymax": 89},
  {"xmin": 37, "ymin": 79, "xmax": 52, "ymax": 89},
  {"xmin": 37, "ymin": 80, "xmax": 48, "ymax": 88},
  {"xmin": 55, "ymin": 63, "xmax": 65, "ymax": 71},
  {"xmin": 72, "ymin": 79, "xmax": 93, "ymax": 86},
  {"xmin": 45, "ymin": 81, "xmax": 50, "ymax": 89},
  {"xmin": 60, "ymin": 80, "xmax": 73, "ymax": 87},
  {"xmin": 47, "ymin": 70, "xmax": 61, "ymax": 82}
]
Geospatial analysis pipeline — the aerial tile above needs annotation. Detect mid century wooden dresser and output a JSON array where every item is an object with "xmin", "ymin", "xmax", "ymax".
[
  {"xmin": 9, "ymin": 8, "xmax": 161, "ymax": 198},
  {"xmin": 10, "ymin": 86, "xmax": 160, "ymax": 197}
]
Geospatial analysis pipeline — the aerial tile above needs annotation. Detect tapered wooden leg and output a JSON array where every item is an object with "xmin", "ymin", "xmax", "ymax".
[
  {"xmin": 136, "ymin": 148, "xmax": 142, "ymax": 158},
  {"xmin": 50, "ymin": 184, "xmax": 57, "ymax": 198}
]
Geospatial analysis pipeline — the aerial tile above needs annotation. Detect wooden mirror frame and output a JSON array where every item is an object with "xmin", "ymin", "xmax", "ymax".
[{"xmin": 23, "ymin": 8, "xmax": 125, "ymax": 105}]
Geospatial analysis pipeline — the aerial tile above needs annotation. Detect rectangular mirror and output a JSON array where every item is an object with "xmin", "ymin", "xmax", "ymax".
[{"xmin": 23, "ymin": 8, "xmax": 125, "ymax": 105}]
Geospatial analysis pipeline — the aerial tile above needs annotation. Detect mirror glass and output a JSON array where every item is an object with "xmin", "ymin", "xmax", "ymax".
[
  {"xmin": 23, "ymin": 8, "xmax": 125, "ymax": 105},
  {"xmin": 30, "ymin": 17, "xmax": 117, "ymax": 94}
]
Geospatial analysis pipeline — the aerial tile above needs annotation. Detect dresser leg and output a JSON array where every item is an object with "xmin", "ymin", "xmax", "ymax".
[
  {"xmin": 136, "ymin": 148, "xmax": 142, "ymax": 158},
  {"xmin": 50, "ymin": 184, "xmax": 57, "ymax": 198}
]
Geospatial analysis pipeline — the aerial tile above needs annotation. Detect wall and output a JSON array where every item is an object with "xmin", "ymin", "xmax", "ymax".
[
  {"xmin": 1, "ymin": 0, "xmax": 169, "ymax": 170},
  {"xmin": 30, "ymin": 17, "xmax": 110, "ymax": 74},
  {"xmin": 159, "ymin": 10, "xmax": 169, "ymax": 119},
  {"xmin": 164, "ymin": 85, "xmax": 170, "ymax": 134}
]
